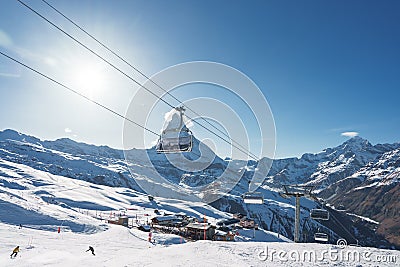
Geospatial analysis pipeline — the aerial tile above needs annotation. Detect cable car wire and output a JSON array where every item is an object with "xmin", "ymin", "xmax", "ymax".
[
  {"xmin": 315, "ymin": 198, "xmax": 358, "ymax": 244},
  {"xmin": 0, "ymin": 51, "xmax": 159, "ymax": 137},
  {"xmin": 16, "ymin": 0, "xmax": 259, "ymax": 161},
  {"xmin": 0, "ymin": 51, "xmax": 205, "ymax": 158},
  {"xmin": 40, "ymin": 0, "xmax": 260, "ymax": 161}
]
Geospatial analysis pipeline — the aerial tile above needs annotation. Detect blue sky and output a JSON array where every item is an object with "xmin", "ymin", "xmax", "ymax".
[{"xmin": 0, "ymin": 0, "xmax": 399, "ymax": 159}]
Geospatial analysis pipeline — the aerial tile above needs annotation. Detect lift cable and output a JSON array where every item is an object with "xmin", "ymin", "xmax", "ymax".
[
  {"xmin": 17, "ymin": 0, "xmax": 259, "ymax": 161},
  {"xmin": 314, "ymin": 197, "xmax": 358, "ymax": 244},
  {"xmin": 0, "ymin": 51, "xmax": 159, "ymax": 137},
  {"xmin": 0, "ymin": 51, "xmax": 204, "ymax": 159},
  {"xmin": 40, "ymin": 0, "xmax": 260, "ymax": 161}
]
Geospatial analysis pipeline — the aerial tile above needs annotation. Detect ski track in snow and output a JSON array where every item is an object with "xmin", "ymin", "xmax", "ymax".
[
  {"xmin": 1, "ymin": 223, "xmax": 399, "ymax": 267},
  {"xmin": 1, "ymin": 131, "xmax": 400, "ymax": 266}
]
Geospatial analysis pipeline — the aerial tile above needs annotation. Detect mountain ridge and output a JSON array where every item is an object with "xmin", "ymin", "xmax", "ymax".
[{"xmin": 0, "ymin": 129, "xmax": 399, "ymax": 248}]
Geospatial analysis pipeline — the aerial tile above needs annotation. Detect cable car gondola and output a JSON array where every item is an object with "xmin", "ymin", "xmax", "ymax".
[
  {"xmin": 314, "ymin": 232, "xmax": 329, "ymax": 242},
  {"xmin": 242, "ymin": 192, "xmax": 264, "ymax": 204},
  {"xmin": 310, "ymin": 209, "xmax": 329, "ymax": 220},
  {"xmin": 156, "ymin": 106, "xmax": 193, "ymax": 153}
]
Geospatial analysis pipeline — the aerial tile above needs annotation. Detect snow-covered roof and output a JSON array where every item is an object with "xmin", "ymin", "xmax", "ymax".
[
  {"xmin": 186, "ymin": 223, "xmax": 213, "ymax": 230},
  {"xmin": 217, "ymin": 218, "xmax": 240, "ymax": 226},
  {"xmin": 152, "ymin": 216, "xmax": 180, "ymax": 222},
  {"xmin": 214, "ymin": 230, "xmax": 234, "ymax": 236}
]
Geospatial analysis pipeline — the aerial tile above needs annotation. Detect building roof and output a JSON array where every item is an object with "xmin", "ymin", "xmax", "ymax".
[
  {"xmin": 186, "ymin": 223, "xmax": 213, "ymax": 230},
  {"xmin": 152, "ymin": 215, "xmax": 181, "ymax": 222},
  {"xmin": 214, "ymin": 230, "xmax": 235, "ymax": 236},
  {"xmin": 217, "ymin": 218, "xmax": 240, "ymax": 226}
]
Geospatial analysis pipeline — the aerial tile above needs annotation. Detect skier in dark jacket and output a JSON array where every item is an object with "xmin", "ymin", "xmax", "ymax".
[
  {"xmin": 86, "ymin": 246, "xmax": 95, "ymax": 256},
  {"xmin": 10, "ymin": 246, "xmax": 20, "ymax": 258}
]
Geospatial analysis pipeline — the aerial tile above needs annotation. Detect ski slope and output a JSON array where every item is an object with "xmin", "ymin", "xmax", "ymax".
[
  {"xmin": 1, "ymin": 222, "xmax": 399, "ymax": 267},
  {"xmin": 1, "ymin": 158, "xmax": 399, "ymax": 266}
]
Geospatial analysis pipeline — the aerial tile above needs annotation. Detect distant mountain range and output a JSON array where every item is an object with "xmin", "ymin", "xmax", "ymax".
[
  {"xmin": 265, "ymin": 136, "xmax": 400, "ymax": 247},
  {"xmin": 0, "ymin": 129, "xmax": 399, "ymax": 248}
]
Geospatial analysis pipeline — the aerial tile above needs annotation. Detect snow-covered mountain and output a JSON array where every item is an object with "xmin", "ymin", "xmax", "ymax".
[
  {"xmin": 266, "ymin": 136, "xmax": 400, "ymax": 190},
  {"xmin": 320, "ymin": 148, "xmax": 400, "ymax": 246},
  {"xmin": 1, "ymin": 129, "xmax": 399, "ymax": 249},
  {"xmin": 263, "ymin": 136, "xmax": 400, "ymax": 247},
  {"xmin": 0, "ymin": 156, "xmax": 300, "ymax": 266}
]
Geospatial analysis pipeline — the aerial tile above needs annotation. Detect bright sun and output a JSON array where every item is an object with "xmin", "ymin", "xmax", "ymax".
[{"xmin": 72, "ymin": 63, "xmax": 105, "ymax": 99}]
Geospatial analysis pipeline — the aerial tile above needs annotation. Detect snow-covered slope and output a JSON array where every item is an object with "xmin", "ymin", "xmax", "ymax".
[
  {"xmin": 0, "ymin": 154, "xmax": 305, "ymax": 266},
  {"xmin": 0, "ymin": 157, "xmax": 235, "ymax": 230},
  {"xmin": 1, "ymin": 222, "xmax": 399, "ymax": 267},
  {"xmin": 320, "ymin": 148, "xmax": 400, "ymax": 246},
  {"xmin": 0, "ymin": 158, "xmax": 397, "ymax": 266},
  {"xmin": 266, "ymin": 137, "xmax": 400, "ymax": 191},
  {"xmin": 1, "ymin": 129, "xmax": 399, "ymax": 249},
  {"xmin": 264, "ymin": 137, "xmax": 400, "ymax": 247}
]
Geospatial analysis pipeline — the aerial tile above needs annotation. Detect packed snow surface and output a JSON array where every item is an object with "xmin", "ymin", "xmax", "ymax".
[{"xmin": 1, "ymin": 223, "xmax": 399, "ymax": 267}]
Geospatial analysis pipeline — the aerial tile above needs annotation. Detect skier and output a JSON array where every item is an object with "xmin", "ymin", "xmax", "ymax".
[
  {"xmin": 10, "ymin": 246, "xmax": 20, "ymax": 258},
  {"xmin": 148, "ymin": 231, "xmax": 152, "ymax": 243},
  {"xmin": 86, "ymin": 246, "xmax": 95, "ymax": 256}
]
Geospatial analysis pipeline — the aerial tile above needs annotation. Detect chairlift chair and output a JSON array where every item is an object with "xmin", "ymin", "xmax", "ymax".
[
  {"xmin": 156, "ymin": 106, "xmax": 193, "ymax": 153},
  {"xmin": 242, "ymin": 192, "xmax": 264, "ymax": 204},
  {"xmin": 156, "ymin": 129, "xmax": 193, "ymax": 153},
  {"xmin": 314, "ymin": 232, "xmax": 329, "ymax": 242},
  {"xmin": 310, "ymin": 209, "xmax": 329, "ymax": 220}
]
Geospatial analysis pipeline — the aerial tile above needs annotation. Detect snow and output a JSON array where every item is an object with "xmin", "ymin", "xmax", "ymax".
[
  {"xmin": 0, "ymin": 157, "xmax": 302, "ymax": 266},
  {"xmin": 1, "ymin": 223, "xmax": 398, "ymax": 266},
  {"xmin": 346, "ymin": 213, "xmax": 380, "ymax": 225},
  {"xmin": 353, "ymin": 181, "xmax": 380, "ymax": 191},
  {"xmin": 0, "ymin": 131, "xmax": 400, "ymax": 265},
  {"xmin": 0, "ymin": 129, "xmax": 395, "ymax": 244}
]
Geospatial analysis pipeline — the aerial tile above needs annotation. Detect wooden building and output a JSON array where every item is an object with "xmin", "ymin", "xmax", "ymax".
[
  {"xmin": 107, "ymin": 216, "xmax": 128, "ymax": 227},
  {"xmin": 239, "ymin": 218, "xmax": 255, "ymax": 229},
  {"xmin": 233, "ymin": 213, "xmax": 246, "ymax": 220},
  {"xmin": 151, "ymin": 216, "xmax": 182, "ymax": 227},
  {"xmin": 213, "ymin": 230, "xmax": 235, "ymax": 241},
  {"xmin": 185, "ymin": 223, "xmax": 215, "ymax": 240}
]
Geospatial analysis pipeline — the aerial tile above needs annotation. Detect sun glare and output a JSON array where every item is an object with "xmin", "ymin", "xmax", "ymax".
[{"xmin": 72, "ymin": 63, "xmax": 106, "ymax": 99}]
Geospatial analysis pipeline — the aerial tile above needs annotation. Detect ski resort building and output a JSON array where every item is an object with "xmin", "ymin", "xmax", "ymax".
[
  {"xmin": 185, "ymin": 223, "xmax": 216, "ymax": 240},
  {"xmin": 107, "ymin": 216, "xmax": 129, "ymax": 227},
  {"xmin": 216, "ymin": 218, "xmax": 240, "ymax": 227},
  {"xmin": 151, "ymin": 215, "xmax": 183, "ymax": 227},
  {"xmin": 233, "ymin": 213, "xmax": 246, "ymax": 220},
  {"xmin": 239, "ymin": 218, "xmax": 258, "ymax": 229},
  {"xmin": 213, "ymin": 230, "xmax": 235, "ymax": 241}
]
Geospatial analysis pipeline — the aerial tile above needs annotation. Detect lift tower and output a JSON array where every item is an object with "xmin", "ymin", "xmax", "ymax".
[{"xmin": 280, "ymin": 185, "xmax": 314, "ymax": 243}]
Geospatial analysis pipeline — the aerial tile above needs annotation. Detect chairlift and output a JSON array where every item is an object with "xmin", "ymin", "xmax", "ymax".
[
  {"xmin": 156, "ymin": 106, "xmax": 193, "ymax": 153},
  {"xmin": 279, "ymin": 192, "xmax": 290, "ymax": 199},
  {"xmin": 156, "ymin": 130, "xmax": 193, "ymax": 153},
  {"xmin": 314, "ymin": 232, "xmax": 329, "ymax": 242},
  {"xmin": 242, "ymin": 192, "xmax": 264, "ymax": 204},
  {"xmin": 310, "ymin": 209, "xmax": 329, "ymax": 220}
]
